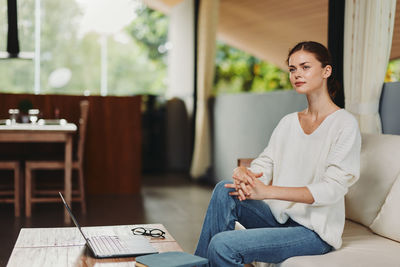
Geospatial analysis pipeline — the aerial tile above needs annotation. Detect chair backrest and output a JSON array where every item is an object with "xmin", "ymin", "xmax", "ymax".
[{"xmin": 77, "ymin": 100, "xmax": 89, "ymax": 165}]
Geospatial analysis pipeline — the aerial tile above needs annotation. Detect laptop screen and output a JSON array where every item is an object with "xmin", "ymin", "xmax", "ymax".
[{"xmin": 59, "ymin": 192, "xmax": 89, "ymax": 242}]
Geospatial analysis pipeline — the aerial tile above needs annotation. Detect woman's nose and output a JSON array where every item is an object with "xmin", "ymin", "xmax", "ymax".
[{"xmin": 294, "ymin": 71, "xmax": 302, "ymax": 78}]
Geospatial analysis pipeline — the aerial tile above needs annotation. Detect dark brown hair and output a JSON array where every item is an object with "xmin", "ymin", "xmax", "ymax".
[{"xmin": 287, "ymin": 41, "xmax": 339, "ymax": 100}]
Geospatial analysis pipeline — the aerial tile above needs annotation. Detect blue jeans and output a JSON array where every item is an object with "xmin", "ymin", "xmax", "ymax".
[{"xmin": 194, "ymin": 181, "xmax": 332, "ymax": 266}]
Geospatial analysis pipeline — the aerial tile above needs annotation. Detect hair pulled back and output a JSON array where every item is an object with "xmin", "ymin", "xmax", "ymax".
[{"xmin": 287, "ymin": 41, "xmax": 340, "ymax": 100}]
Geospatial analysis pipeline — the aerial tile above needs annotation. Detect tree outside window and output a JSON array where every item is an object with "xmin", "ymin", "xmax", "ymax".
[{"xmin": 0, "ymin": 0, "xmax": 168, "ymax": 96}]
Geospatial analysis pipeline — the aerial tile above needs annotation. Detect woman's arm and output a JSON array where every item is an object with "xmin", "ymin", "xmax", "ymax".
[{"xmin": 225, "ymin": 178, "xmax": 315, "ymax": 204}]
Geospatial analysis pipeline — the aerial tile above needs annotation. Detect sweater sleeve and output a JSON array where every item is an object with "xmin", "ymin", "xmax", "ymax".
[
  {"xmin": 248, "ymin": 120, "xmax": 282, "ymax": 185},
  {"xmin": 307, "ymin": 120, "xmax": 361, "ymax": 206}
]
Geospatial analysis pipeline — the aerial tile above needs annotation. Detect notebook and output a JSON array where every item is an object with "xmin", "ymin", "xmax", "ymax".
[
  {"xmin": 59, "ymin": 192, "xmax": 158, "ymax": 258},
  {"xmin": 135, "ymin": 251, "xmax": 209, "ymax": 267}
]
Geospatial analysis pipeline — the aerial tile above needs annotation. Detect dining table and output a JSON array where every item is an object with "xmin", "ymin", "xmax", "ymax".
[{"xmin": 0, "ymin": 121, "xmax": 77, "ymax": 223}]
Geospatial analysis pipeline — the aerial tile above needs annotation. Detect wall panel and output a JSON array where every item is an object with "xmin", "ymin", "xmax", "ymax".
[{"xmin": 0, "ymin": 93, "xmax": 142, "ymax": 194}]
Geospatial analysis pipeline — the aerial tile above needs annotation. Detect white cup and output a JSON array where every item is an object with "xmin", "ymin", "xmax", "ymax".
[
  {"xmin": 8, "ymin": 109, "xmax": 19, "ymax": 124},
  {"xmin": 28, "ymin": 109, "xmax": 40, "ymax": 124}
]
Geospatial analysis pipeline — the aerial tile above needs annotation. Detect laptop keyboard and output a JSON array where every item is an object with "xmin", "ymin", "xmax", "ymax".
[{"xmin": 89, "ymin": 235, "xmax": 128, "ymax": 255}]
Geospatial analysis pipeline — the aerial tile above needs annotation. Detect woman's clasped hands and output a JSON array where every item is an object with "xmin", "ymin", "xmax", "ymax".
[{"xmin": 224, "ymin": 166, "xmax": 267, "ymax": 201}]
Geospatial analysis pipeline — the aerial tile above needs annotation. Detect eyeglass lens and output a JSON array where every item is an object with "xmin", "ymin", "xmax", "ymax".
[{"xmin": 132, "ymin": 227, "xmax": 165, "ymax": 238}]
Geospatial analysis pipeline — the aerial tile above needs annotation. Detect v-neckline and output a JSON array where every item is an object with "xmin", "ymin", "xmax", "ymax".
[{"xmin": 296, "ymin": 109, "xmax": 343, "ymax": 136}]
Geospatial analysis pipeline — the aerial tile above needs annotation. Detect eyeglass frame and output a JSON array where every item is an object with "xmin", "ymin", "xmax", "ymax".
[{"xmin": 131, "ymin": 227, "xmax": 166, "ymax": 238}]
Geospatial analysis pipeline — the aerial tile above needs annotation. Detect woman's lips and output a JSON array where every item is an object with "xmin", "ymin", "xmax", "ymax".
[{"xmin": 295, "ymin": 82, "xmax": 305, "ymax": 87}]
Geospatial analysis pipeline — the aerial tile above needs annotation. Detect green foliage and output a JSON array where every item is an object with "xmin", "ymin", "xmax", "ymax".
[
  {"xmin": 213, "ymin": 41, "xmax": 292, "ymax": 95},
  {"xmin": 17, "ymin": 99, "xmax": 33, "ymax": 113},
  {"xmin": 0, "ymin": 1, "xmax": 168, "ymax": 96},
  {"xmin": 213, "ymin": 41, "xmax": 400, "ymax": 94},
  {"xmin": 127, "ymin": 6, "xmax": 169, "ymax": 61},
  {"xmin": 386, "ymin": 58, "xmax": 400, "ymax": 82}
]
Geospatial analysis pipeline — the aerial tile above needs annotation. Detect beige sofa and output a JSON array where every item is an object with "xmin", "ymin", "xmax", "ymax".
[{"xmin": 237, "ymin": 133, "xmax": 400, "ymax": 267}]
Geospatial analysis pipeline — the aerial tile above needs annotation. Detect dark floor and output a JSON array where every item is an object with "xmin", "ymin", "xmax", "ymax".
[{"xmin": 0, "ymin": 173, "xmax": 214, "ymax": 266}]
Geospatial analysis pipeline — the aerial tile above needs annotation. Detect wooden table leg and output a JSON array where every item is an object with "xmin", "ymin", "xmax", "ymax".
[
  {"xmin": 25, "ymin": 165, "xmax": 31, "ymax": 217},
  {"xmin": 14, "ymin": 162, "xmax": 20, "ymax": 217},
  {"xmin": 64, "ymin": 134, "xmax": 73, "ymax": 224}
]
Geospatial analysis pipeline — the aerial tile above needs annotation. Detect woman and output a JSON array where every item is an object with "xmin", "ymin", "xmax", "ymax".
[{"xmin": 194, "ymin": 41, "xmax": 361, "ymax": 266}]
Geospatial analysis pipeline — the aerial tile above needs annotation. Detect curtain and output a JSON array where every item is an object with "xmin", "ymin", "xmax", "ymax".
[
  {"xmin": 190, "ymin": 0, "xmax": 219, "ymax": 179},
  {"xmin": 343, "ymin": 0, "xmax": 396, "ymax": 133}
]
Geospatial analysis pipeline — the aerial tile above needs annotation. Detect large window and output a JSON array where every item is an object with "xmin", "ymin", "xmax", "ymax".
[
  {"xmin": 0, "ymin": 0, "xmax": 168, "ymax": 96},
  {"xmin": 0, "ymin": 1, "xmax": 35, "ymax": 93}
]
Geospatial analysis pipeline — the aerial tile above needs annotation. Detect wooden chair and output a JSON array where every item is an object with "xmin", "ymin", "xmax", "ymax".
[
  {"xmin": 0, "ymin": 161, "xmax": 21, "ymax": 217},
  {"xmin": 25, "ymin": 100, "xmax": 89, "ymax": 216}
]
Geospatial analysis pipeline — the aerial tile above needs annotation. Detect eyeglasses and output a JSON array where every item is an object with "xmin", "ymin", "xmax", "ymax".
[{"xmin": 131, "ymin": 227, "xmax": 166, "ymax": 238}]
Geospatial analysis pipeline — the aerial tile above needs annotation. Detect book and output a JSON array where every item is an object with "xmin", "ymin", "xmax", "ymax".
[{"xmin": 135, "ymin": 251, "xmax": 208, "ymax": 267}]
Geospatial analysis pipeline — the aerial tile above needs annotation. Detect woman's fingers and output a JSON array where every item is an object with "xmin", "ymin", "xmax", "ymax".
[
  {"xmin": 238, "ymin": 189, "xmax": 246, "ymax": 201},
  {"xmin": 229, "ymin": 191, "xmax": 245, "ymax": 201},
  {"xmin": 233, "ymin": 167, "xmax": 252, "ymax": 184},
  {"xmin": 234, "ymin": 180, "xmax": 240, "ymax": 191},
  {"xmin": 253, "ymin": 172, "xmax": 263, "ymax": 178},
  {"xmin": 224, "ymin": 183, "xmax": 236, "ymax": 189},
  {"xmin": 245, "ymin": 171, "xmax": 255, "ymax": 187},
  {"xmin": 232, "ymin": 173, "xmax": 245, "ymax": 183},
  {"xmin": 226, "ymin": 184, "xmax": 247, "ymax": 201},
  {"xmin": 226, "ymin": 181, "xmax": 257, "ymax": 201},
  {"xmin": 233, "ymin": 172, "xmax": 252, "ymax": 186},
  {"xmin": 226, "ymin": 183, "xmax": 246, "ymax": 197},
  {"xmin": 240, "ymin": 181, "xmax": 249, "ymax": 195},
  {"xmin": 232, "ymin": 168, "xmax": 263, "ymax": 188},
  {"xmin": 246, "ymin": 184, "xmax": 253, "ymax": 198}
]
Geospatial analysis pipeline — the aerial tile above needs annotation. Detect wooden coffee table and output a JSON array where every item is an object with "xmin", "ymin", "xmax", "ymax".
[{"xmin": 6, "ymin": 224, "xmax": 183, "ymax": 267}]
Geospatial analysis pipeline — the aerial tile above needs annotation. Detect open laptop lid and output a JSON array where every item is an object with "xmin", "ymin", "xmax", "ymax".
[
  {"xmin": 59, "ymin": 192, "xmax": 89, "ymax": 242},
  {"xmin": 59, "ymin": 192, "xmax": 158, "ymax": 259}
]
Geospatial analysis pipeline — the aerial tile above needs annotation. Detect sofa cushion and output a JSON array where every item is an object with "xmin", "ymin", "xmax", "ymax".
[
  {"xmin": 345, "ymin": 133, "xmax": 400, "ymax": 227},
  {"xmin": 370, "ymin": 174, "xmax": 400, "ymax": 242},
  {"xmin": 273, "ymin": 221, "xmax": 400, "ymax": 267},
  {"xmin": 249, "ymin": 221, "xmax": 400, "ymax": 267}
]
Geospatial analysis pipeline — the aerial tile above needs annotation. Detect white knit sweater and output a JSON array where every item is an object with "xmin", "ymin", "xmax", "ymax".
[{"xmin": 249, "ymin": 109, "xmax": 361, "ymax": 249}]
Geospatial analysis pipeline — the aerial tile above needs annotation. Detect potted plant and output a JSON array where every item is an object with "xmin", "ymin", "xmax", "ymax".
[{"xmin": 18, "ymin": 99, "xmax": 33, "ymax": 123}]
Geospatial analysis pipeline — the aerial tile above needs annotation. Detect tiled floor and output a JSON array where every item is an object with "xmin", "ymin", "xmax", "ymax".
[{"xmin": 0, "ymin": 172, "xmax": 214, "ymax": 266}]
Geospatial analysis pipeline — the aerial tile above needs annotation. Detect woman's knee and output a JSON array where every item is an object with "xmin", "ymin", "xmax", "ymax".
[
  {"xmin": 208, "ymin": 232, "xmax": 230, "ymax": 258},
  {"xmin": 211, "ymin": 180, "xmax": 234, "ymax": 201},
  {"xmin": 207, "ymin": 231, "xmax": 241, "ymax": 265},
  {"xmin": 214, "ymin": 180, "xmax": 233, "ymax": 194},
  {"xmin": 215, "ymin": 180, "xmax": 231, "ymax": 189}
]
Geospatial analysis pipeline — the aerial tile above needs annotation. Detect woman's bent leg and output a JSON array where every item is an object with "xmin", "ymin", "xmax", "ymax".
[
  {"xmin": 207, "ymin": 226, "xmax": 332, "ymax": 267},
  {"xmin": 194, "ymin": 181, "xmax": 239, "ymax": 258},
  {"xmin": 194, "ymin": 180, "xmax": 284, "ymax": 259}
]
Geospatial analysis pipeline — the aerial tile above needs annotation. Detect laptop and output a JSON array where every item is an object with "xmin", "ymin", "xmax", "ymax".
[{"xmin": 59, "ymin": 192, "xmax": 158, "ymax": 258}]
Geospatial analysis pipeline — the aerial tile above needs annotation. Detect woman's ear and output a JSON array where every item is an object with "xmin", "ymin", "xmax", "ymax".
[{"xmin": 323, "ymin": 65, "xmax": 332, "ymax": 79}]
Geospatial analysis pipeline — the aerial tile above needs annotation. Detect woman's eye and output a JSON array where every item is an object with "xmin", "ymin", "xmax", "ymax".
[
  {"xmin": 289, "ymin": 68, "xmax": 295, "ymax": 73},
  {"xmin": 303, "ymin": 65, "xmax": 310, "ymax": 70}
]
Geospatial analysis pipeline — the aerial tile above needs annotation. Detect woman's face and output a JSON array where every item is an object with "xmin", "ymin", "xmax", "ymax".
[{"xmin": 288, "ymin": 50, "xmax": 331, "ymax": 96}]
